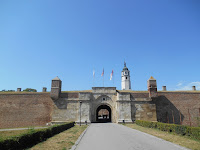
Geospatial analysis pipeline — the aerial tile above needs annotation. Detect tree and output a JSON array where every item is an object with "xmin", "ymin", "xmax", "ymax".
[{"xmin": 23, "ymin": 88, "xmax": 37, "ymax": 92}]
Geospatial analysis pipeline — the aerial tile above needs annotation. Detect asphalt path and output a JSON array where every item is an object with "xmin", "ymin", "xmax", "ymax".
[{"xmin": 75, "ymin": 123, "xmax": 189, "ymax": 150}]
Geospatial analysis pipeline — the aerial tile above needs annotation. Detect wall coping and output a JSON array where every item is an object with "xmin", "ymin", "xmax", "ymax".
[
  {"xmin": 158, "ymin": 91, "xmax": 200, "ymax": 93},
  {"xmin": 0, "ymin": 92, "xmax": 50, "ymax": 95}
]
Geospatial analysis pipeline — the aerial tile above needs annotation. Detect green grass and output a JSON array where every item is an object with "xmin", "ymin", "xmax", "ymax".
[
  {"xmin": 0, "ymin": 127, "xmax": 44, "ymax": 140},
  {"xmin": 125, "ymin": 124, "xmax": 200, "ymax": 150},
  {"xmin": 0, "ymin": 125, "xmax": 47, "ymax": 129},
  {"xmin": 29, "ymin": 125, "xmax": 87, "ymax": 150}
]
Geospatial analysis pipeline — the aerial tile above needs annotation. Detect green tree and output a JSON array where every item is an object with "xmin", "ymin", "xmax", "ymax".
[{"xmin": 23, "ymin": 88, "xmax": 37, "ymax": 92}]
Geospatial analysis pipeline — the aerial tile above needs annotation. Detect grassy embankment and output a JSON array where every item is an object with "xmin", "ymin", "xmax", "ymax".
[
  {"xmin": 125, "ymin": 124, "xmax": 200, "ymax": 150},
  {"xmin": 0, "ymin": 128, "xmax": 42, "ymax": 140},
  {"xmin": 29, "ymin": 125, "xmax": 87, "ymax": 150}
]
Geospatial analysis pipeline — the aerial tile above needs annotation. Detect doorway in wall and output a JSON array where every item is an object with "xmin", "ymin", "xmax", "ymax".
[{"xmin": 96, "ymin": 105, "xmax": 111, "ymax": 123}]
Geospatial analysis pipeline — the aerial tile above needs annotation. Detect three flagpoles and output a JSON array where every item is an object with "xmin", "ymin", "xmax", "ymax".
[{"xmin": 93, "ymin": 69, "xmax": 114, "ymax": 87}]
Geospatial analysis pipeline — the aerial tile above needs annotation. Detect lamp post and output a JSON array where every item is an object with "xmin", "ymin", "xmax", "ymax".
[{"xmin": 79, "ymin": 101, "xmax": 82, "ymax": 126}]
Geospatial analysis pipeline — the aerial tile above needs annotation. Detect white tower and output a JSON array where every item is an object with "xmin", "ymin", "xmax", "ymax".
[{"xmin": 121, "ymin": 62, "xmax": 131, "ymax": 90}]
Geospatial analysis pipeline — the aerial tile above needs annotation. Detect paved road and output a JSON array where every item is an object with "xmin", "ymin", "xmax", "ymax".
[{"xmin": 75, "ymin": 123, "xmax": 189, "ymax": 150}]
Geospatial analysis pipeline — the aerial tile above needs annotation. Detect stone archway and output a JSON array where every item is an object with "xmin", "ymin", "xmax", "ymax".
[{"xmin": 96, "ymin": 105, "xmax": 111, "ymax": 123}]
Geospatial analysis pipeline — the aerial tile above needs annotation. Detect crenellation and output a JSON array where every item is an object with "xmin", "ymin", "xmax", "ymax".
[
  {"xmin": 17, "ymin": 88, "xmax": 21, "ymax": 92},
  {"xmin": 162, "ymin": 86, "xmax": 167, "ymax": 91},
  {"xmin": 192, "ymin": 86, "xmax": 196, "ymax": 91},
  {"xmin": 43, "ymin": 87, "xmax": 47, "ymax": 92}
]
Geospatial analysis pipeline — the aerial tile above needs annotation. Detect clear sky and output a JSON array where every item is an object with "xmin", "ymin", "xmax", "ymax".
[{"xmin": 0, "ymin": 0, "xmax": 200, "ymax": 92}]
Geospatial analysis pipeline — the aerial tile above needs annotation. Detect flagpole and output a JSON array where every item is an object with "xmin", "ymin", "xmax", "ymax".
[
  {"xmin": 93, "ymin": 77, "xmax": 94, "ymax": 87},
  {"xmin": 93, "ymin": 69, "xmax": 95, "ymax": 87},
  {"xmin": 103, "ymin": 68, "xmax": 104, "ymax": 87},
  {"xmin": 110, "ymin": 70, "xmax": 114, "ymax": 87},
  {"xmin": 103, "ymin": 75, "xmax": 104, "ymax": 87},
  {"xmin": 113, "ymin": 73, "xmax": 114, "ymax": 87}
]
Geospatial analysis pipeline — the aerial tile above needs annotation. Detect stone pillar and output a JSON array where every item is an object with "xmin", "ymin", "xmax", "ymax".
[
  {"xmin": 192, "ymin": 86, "xmax": 196, "ymax": 91},
  {"xmin": 147, "ymin": 76, "xmax": 157, "ymax": 98},
  {"xmin": 116, "ymin": 92, "xmax": 132, "ymax": 123},
  {"xmin": 50, "ymin": 76, "xmax": 62, "ymax": 100},
  {"xmin": 17, "ymin": 88, "xmax": 21, "ymax": 92},
  {"xmin": 43, "ymin": 87, "xmax": 47, "ymax": 92},
  {"xmin": 162, "ymin": 86, "xmax": 167, "ymax": 91}
]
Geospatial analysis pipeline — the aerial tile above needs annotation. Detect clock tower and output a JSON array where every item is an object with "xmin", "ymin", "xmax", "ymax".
[{"xmin": 121, "ymin": 62, "xmax": 131, "ymax": 90}]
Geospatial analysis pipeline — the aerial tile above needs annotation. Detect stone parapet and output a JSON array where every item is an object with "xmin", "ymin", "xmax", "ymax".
[
  {"xmin": 117, "ymin": 92, "xmax": 130, "ymax": 101},
  {"xmin": 92, "ymin": 87, "xmax": 116, "ymax": 94}
]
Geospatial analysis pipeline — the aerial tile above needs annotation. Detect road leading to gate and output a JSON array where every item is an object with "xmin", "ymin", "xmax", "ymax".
[{"xmin": 75, "ymin": 123, "xmax": 189, "ymax": 150}]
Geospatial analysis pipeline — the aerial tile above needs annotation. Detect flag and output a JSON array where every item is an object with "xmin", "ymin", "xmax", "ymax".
[
  {"xmin": 110, "ymin": 70, "xmax": 113, "ymax": 80},
  {"xmin": 93, "ymin": 70, "xmax": 95, "ymax": 78},
  {"xmin": 101, "ymin": 68, "xmax": 104, "ymax": 76}
]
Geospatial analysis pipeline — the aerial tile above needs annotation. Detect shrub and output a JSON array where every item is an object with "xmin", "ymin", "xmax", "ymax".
[
  {"xmin": 135, "ymin": 120, "xmax": 200, "ymax": 140},
  {"xmin": 0, "ymin": 122, "xmax": 75, "ymax": 150}
]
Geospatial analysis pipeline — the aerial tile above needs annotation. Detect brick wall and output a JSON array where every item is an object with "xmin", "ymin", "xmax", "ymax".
[
  {"xmin": 60, "ymin": 93, "xmax": 79, "ymax": 98},
  {"xmin": 0, "ymin": 93, "xmax": 54, "ymax": 128},
  {"xmin": 131, "ymin": 93, "xmax": 149, "ymax": 99},
  {"xmin": 156, "ymin": 92, "xmax": 200, "ymax": 126}
]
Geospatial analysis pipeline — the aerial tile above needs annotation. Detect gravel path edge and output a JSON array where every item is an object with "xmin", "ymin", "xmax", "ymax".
[{"xmin": 70, "ymin": 125, "xmax": 90, "ymax": 150}]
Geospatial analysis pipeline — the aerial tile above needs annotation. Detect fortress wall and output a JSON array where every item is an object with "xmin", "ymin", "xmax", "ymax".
[
  {"xmin": 156, "ymin": 92, "xmax": 200, "ymax": 126},
  {"xmin": 0, "ymin": 93, "xmax": 54, "ymax": 128},
  {"xmin": 52, "ymin": 92, "xmax": 90, "ymax": 123},
  {"xmin": 134, "ymin": 103, "xmax": 157, "ymax": 122},
  {"xmin": 130, "ymin": 93, "xmax": 149, "ymax": 99},
  {"xmin": 52, "ymin": 102, "xmax": 79, "ymax": 122},
  {"xmin": 60, "ymin": 93, "xmax": 79, "ymax": 98}
]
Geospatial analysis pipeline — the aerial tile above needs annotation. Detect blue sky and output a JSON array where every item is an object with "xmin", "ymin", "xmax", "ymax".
[{"xmin": 0, "ymin": 0, "xmax": 200, "ymax": 91}]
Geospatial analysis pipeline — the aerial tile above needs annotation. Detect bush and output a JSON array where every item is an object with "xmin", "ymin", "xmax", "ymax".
[
  {"xmin": 0, "ymin": 122, "xmax": 75, "ymax": 150},
  {"xmin": 135, "ymin": 120, "xmax": 200, "ymax": 140},
  {"xmin": 23, "ymin": 88, "xmax": 37, "ymax": 92}
]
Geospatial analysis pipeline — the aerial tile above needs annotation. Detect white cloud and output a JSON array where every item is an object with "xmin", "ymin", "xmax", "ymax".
[
  {"xmin": 176, "ymin": 81, "xmax": 185, "ymax": 87},
  {"xmin": 175, "ymin": 81, "xmax": 200, "ymax": 91}
]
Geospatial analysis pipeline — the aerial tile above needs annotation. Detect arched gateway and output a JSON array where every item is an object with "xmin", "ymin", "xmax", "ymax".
[{"xmin": 96, "ymin": 105, "xmax": 111, "ymax": 123}]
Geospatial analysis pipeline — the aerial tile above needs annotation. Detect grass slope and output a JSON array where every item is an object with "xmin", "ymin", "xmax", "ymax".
[
  {"xmin": 0, "ymin": 128, "xmax": 43, "ymax": 140},
  {"xmin": 0, "ymin": 130, "xmax": 29, "ymax": 140},
  {"xmin": 125, "ymin": 124, "xmax": 200, "ymax": 150},
  {"xmin": 29, "ymin": 125, "xmax": 87, "ymax": 150}
]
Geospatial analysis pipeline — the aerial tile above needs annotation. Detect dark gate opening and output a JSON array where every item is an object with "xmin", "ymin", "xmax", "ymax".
[{"xmin": 96, "ymin": 105, "xmax": 111, "ymax": 123}]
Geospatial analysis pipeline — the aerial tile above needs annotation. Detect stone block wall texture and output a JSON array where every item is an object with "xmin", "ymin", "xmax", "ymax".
[
  {"xmin": 134, "ymin": 103, "xmax": 157, "ymax": 122},
  {"xmin": 0, "ymin": 93, "xmax": 54, "ymax": 128},
  {"xmin": 156, "ymin": 92, "xmax": 200, "ymax": 126},
  {"xmin": 0, "ymin": 91, "xmax": 200, "ymax": 128}
]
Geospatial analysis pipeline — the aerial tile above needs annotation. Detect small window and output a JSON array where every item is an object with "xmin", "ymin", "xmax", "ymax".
[
  {"xmin": 126, "ymin": 77, "xmax": 127, "ymax": 79},
  {"xmin": 102, "ymin": 97, "xmax": 106, "ymax": 101}
]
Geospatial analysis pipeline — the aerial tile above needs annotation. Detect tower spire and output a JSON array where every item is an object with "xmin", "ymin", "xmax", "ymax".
[{"xmin": 124, "ymin": 61, "xmax": 126, "ymax": 67}]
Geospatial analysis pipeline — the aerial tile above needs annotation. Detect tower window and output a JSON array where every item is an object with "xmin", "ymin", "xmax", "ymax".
[{"xmin": 126, "ymin": 77, "xmax": 127, "ymax": 79}]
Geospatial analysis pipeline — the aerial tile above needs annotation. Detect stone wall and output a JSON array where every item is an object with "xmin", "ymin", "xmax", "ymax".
[
  {"xmin": 117, "ymin": 92, "xmax": 157, "ymax": 123},
  {"xmin": 51, "ymin": 92, "xmax": 80, "ymax": 123},
  {"xmin": 1, "ymin": 90, "xmax": 199, "ymax": 128},
  {"xmin": 156, "ymin": 92, "xmax": 200, "ymax": 126},
  {"xmin": 0, "ymin": 93, "xmax": 54, "ymax": 128}
]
